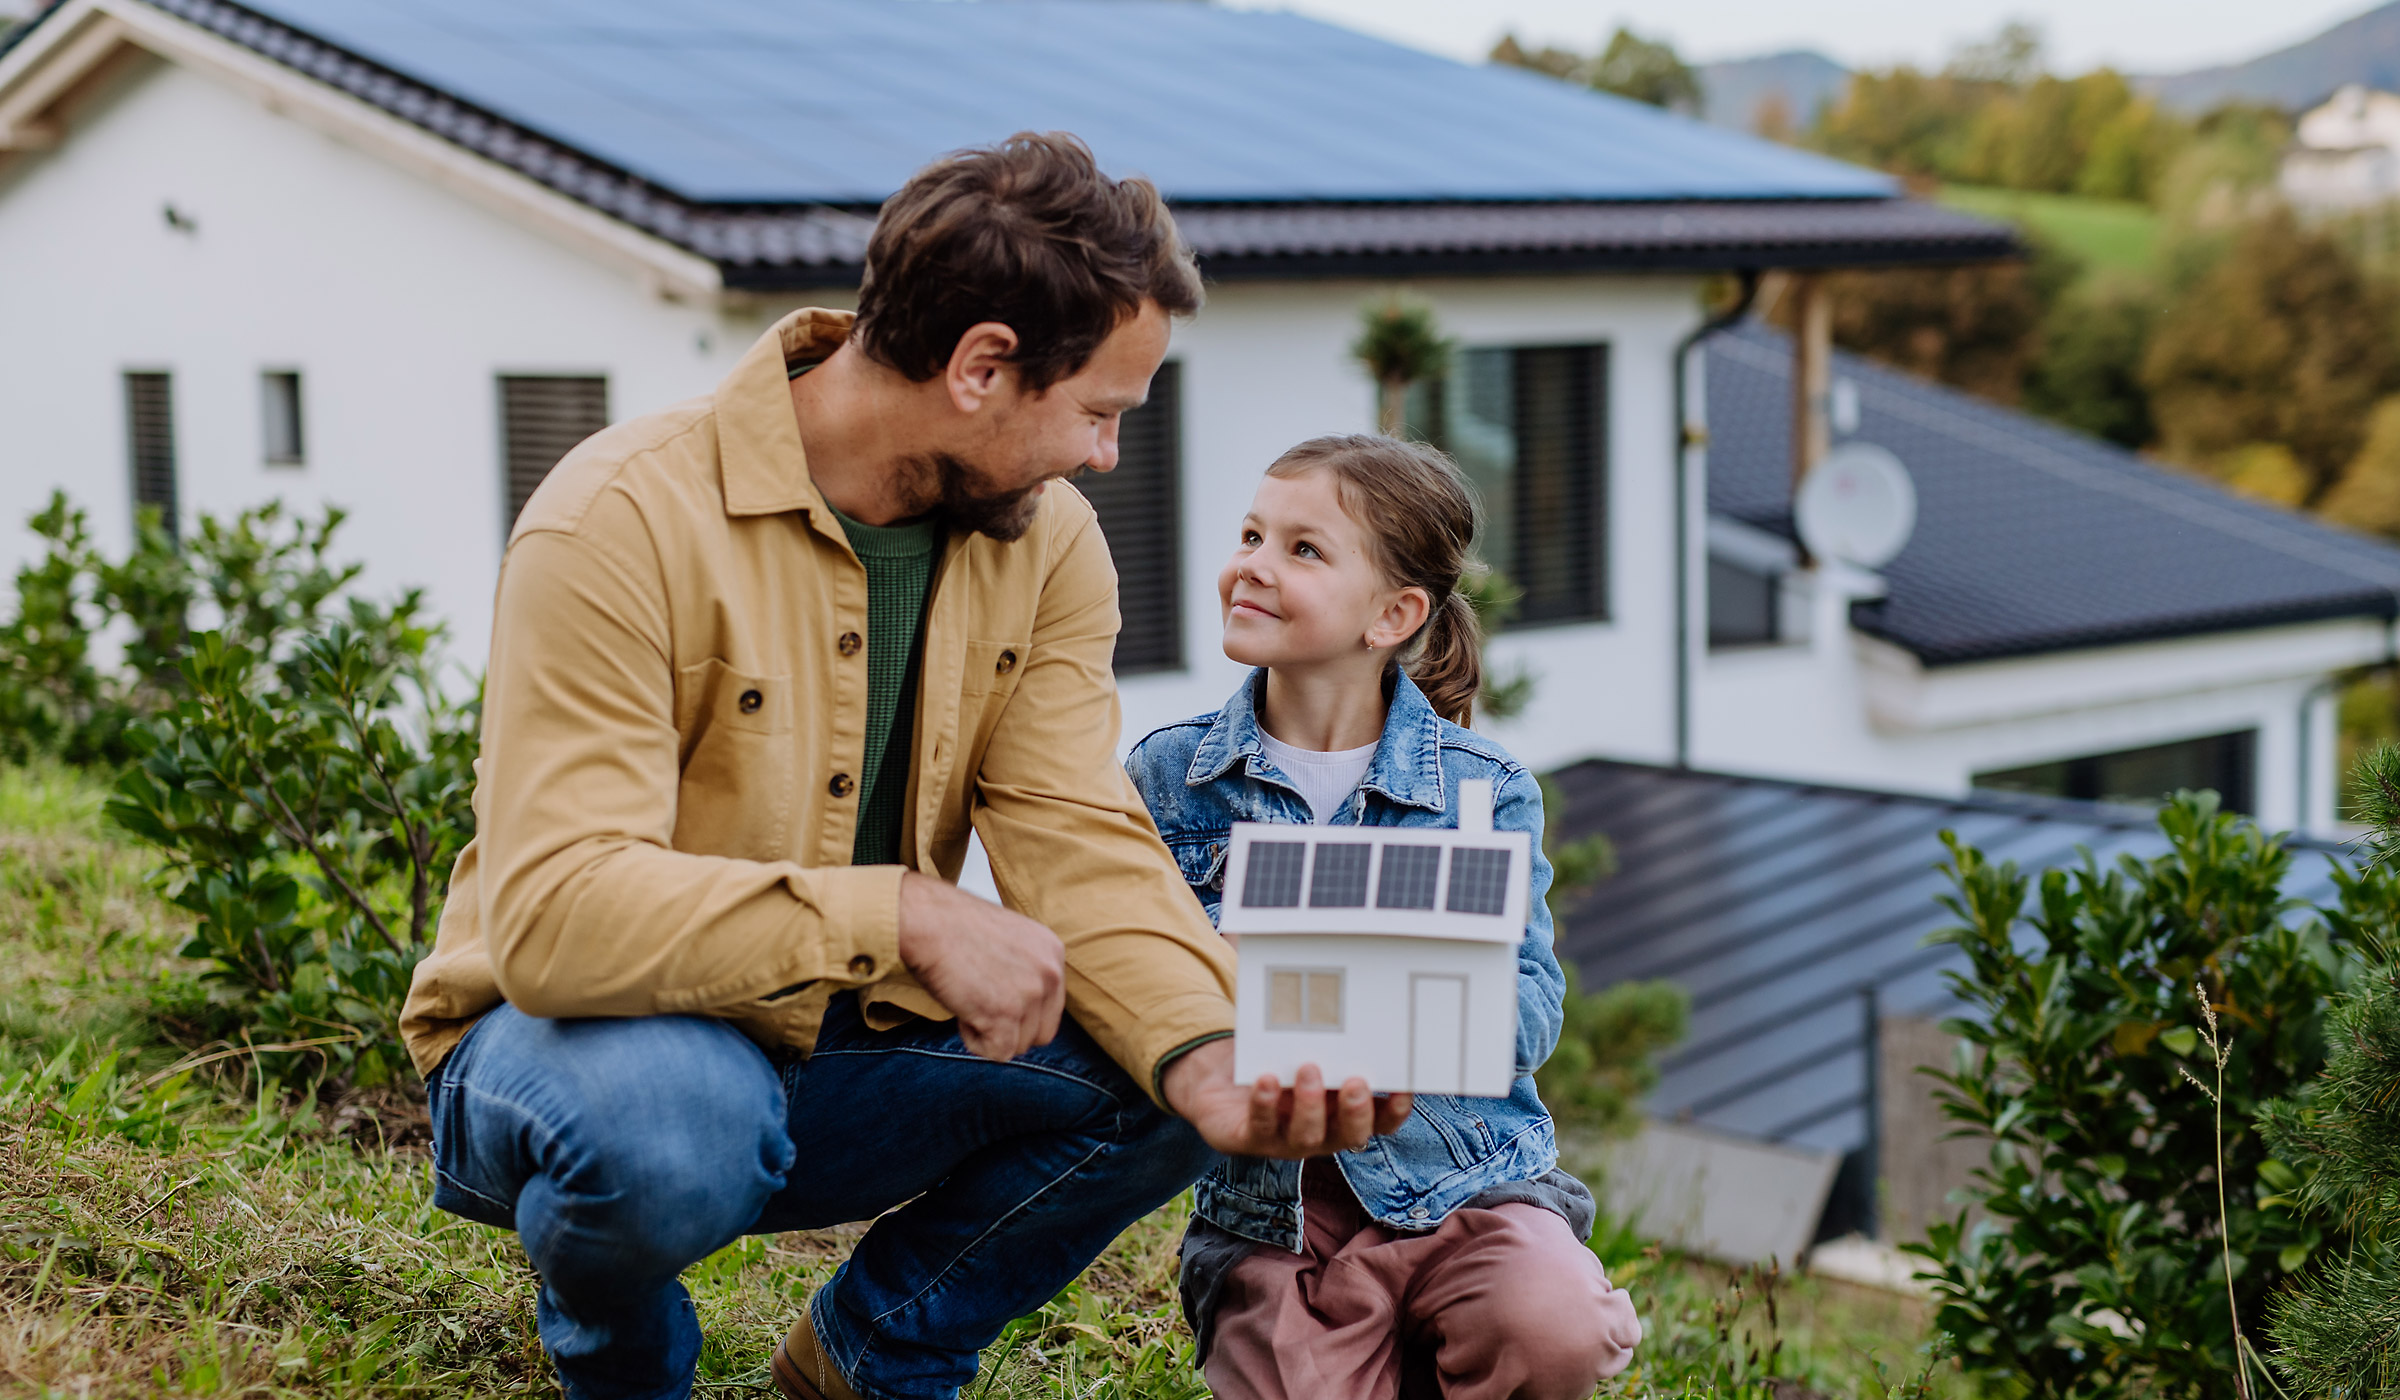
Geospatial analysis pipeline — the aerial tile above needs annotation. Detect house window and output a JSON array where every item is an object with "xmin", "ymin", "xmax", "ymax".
[
  {"xmin": 262, "ymin": 371, "xmax": 305, "ymax": 467},
  {"xmin": 123, "ymin": 371, "xmax": 177, "ymax": 544},
  {"xmin": 1708, "ymin": 557, "xmax": 1778, "ymax": 647},
  {"xmin": 1077, "ymin": 361, "xmax": 1182, "ymax": 674},
  {"xmin": 499, "ymin": 375, "xmax": 609, "ymax": 534},
  {"xmin": 1974, "ymin": 730, "xmax": 2257, "ymax": 814},
  {"xmin": 1412, "ymin": 345, "xmax": 1610, "ymax": 626},
  {"xmin": 1267, "ymin": 968, "xmax": 1345, "ymax": 1031}
]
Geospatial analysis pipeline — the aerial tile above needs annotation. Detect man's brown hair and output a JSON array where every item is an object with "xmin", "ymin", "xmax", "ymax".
[{"xmin": 853, "ymin": 132, "xmax": 1203, "ymax": 392}]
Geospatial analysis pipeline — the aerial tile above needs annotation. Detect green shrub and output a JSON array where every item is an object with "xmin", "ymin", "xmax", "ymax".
[
  {"xmin": 0, "ymin": 492, "xmax": 485, "ymax": 1090},
  {"xmin": 1537, "ymin": 971, "xmax": 1690, "ymax": 1140},
  {"xmin": 0, "ymin": 495, "xmax": 184, "ymax": 765},
  {"xmin": 2256, "ymin": 743, "xmax": 2400, "ymax": 1392},
  {"xmin": 1907, "ymin": 792, "xmax": 2372, "ymax": 1397},
  {"xmin": 106, "ymin": 601, "xmax": 477, "ymax": 1090}
]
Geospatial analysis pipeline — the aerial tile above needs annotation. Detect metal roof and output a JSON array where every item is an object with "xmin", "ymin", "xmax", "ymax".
[
  {"xmin": 1707, "ymin": 324, "xmax": 2400, "ymax": 665},
  {"xmin": 4, "ymin": 0, "xmax": 2017, "ymax": 281},
  {"xmin": 1549, "ymin": 760, "xmax": 2354, "ymax": 1161},
  {"xmin": 210, "ymin": 0, "xmax": 1896, "ymax": 206}
]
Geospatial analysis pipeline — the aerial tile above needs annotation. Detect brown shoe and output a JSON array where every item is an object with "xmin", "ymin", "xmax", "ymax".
[{"xmin": 771, "ymin": 1307, "xmax": 864, "ymax": 1400}]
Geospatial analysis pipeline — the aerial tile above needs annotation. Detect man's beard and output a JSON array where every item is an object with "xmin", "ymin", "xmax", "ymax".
[{"xmin": 903, "ymin": 452, "xmax": 1046, "ymax": 542}]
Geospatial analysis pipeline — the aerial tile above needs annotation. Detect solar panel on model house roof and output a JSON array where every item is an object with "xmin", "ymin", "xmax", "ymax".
[{"xmin": 213, "ymin": 0, "xmax": 1899, "ymax": 204}]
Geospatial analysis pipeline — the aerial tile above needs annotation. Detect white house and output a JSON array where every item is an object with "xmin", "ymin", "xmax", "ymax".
[
  {"xmin": 2283, "ymin": 83, "xmax": 2400, "ymax": 209},
  {"xmin": 0, "ymin": 0, "xmax": 2390, "ymax": 848},
  {"xmin": 1222, "ymin": 779, "xmax": 1529, "ymax": 1097}
]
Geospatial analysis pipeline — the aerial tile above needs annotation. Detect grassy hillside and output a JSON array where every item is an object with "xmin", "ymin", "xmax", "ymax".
[{"xmin": 1936, "ymin": 183, "xmax": 2162, "ymax": 276}]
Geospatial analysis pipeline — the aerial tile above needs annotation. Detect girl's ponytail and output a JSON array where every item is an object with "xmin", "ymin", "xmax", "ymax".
[
  {"xmin": 1407, "ymin": 589, "xmax": 1484, "ymax": 727},
  {"xmin": 1264, "ymin": 433, "xmax": 1486, "ymax": 727}
]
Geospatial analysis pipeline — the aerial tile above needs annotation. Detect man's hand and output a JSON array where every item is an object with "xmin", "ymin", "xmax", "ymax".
[
  {"xmin": 1161, "ymin": 1038, "xmax": 1413, "ymax": 1157},
  {"xmin": 896, "ymin": 871, "xmax": 1065, "ymax": 1062}
]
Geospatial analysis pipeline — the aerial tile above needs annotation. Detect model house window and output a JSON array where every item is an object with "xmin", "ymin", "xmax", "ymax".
[
  {"xmin": 1708, "ymin": 557, "xmax": 1778, "ymax": 647},
  {"xmin": 1077, "ymin": 361, "xmax": 1182, "ymax": 674},
  {"xmin": 499, "ymin": 375, "xmax": 609, "ymax": 533},
  {"xmin": 261, "ymin": 371, "xmax": 305, "ymax": 467},
  {"xmin": 1267, "ymin": 968, "xmax": 1344, "ymax": 1030},
  {"xmin": 1411, "ymin": 345, "xmax": 1610, "ymax": 626},
  {"xmin": 1974, "ymin": 730, "xmax": 2257, "ymax": 814},
  {"xmin": 123, "ymin": 371, "xmax": 177, "ymax": 544}
]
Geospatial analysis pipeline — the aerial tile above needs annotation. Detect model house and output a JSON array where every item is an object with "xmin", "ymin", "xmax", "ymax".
[{"xmin": 1222, "ymin": 780, "xmax": 1527, "ymax": 1098}]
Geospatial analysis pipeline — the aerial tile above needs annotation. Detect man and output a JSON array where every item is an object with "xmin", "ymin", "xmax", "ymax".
[{"xmin": 399, "ymin": 132, "xmax": 1408, "ymax": 1400}]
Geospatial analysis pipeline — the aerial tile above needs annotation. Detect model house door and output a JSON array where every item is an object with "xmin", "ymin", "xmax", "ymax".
[{"xmin": 1409, "ymin": 974, "xmax": 1468, "ymax": 1094}]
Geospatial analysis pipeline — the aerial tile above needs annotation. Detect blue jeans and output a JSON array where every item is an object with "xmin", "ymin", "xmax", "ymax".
[{"xmin": 425, "ymin": 995, "xmax": 1216, "ymax": 1400}]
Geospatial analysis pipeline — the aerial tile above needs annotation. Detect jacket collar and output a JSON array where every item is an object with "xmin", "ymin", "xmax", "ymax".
[
  {"xmin": 716, "ymin": 308, "xmax": 855, "ymax": 530},
  {"xmin": 1185, "ymin": 668, "xmax": 1449, "ymax": 814}
]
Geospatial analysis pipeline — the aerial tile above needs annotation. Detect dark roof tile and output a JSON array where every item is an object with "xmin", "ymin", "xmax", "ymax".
[{"xmin": 1708, "ymin": 325, "xmax": 2400, "ymax": 664}]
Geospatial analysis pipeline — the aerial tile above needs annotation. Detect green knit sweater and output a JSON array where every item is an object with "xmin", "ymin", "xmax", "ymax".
[{"xmin": 828, "ymin": 504, "xmax": 939, "ymax": 867}]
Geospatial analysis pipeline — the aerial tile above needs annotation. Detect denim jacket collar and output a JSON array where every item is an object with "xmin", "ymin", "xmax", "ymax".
[{"xmin": 1183, "ymin": 668, "xmax": 1449, "ymax": 815}]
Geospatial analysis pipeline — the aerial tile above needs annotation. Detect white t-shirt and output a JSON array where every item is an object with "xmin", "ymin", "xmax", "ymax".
[{"xmin": 1257, "ymin": 730, "xmax": 1380, "ymax": 824}]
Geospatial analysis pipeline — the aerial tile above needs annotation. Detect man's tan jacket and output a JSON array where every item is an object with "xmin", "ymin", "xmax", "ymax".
[{"xmin": 400, "ymin": 309, "xmax": 1235, "ymax": 1101}]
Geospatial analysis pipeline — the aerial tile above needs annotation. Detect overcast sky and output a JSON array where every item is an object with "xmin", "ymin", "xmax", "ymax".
[{"xmin": 1218, "ymin": 0, "xmax": 2375, "ymax": 75}]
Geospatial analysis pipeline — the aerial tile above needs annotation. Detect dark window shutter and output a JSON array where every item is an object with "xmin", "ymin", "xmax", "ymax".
[
  {"xmin": 499, "ymin": 375, "xmax": 609, "ymax": 533},
  {"xmin": 124, "ymin": 371, "xmax": 178, "ymax": 544},
  {"xmin": 1077, "ymin": 361, "xmax": 1183, "ymax": 675},
  {"xmin": 1510, "ymin": 345, "xmax": 1608, "ymax": 624}
]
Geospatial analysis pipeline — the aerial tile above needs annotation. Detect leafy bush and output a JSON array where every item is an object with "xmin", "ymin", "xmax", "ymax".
[
  {"xmin": 107, "ymin": 600, "xmax": 476, "ymax": 1090},
  {"xmin": 0, "ymin": 495, "xmax": 184, "ymax": 765},
  {"xmin": 0, "ymin": 491, "xmax": 478, "ymax": 1089},
  {"xmin": 1537, "ymin": 971, "xmax": 1689, "ymax": 1139},
  {"xmin": 1908, "ymin": 792, "xmax": 2372, "ymax": 1397}
]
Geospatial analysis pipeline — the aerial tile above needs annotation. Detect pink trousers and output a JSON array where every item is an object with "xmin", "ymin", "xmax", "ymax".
[{"xmin": 1203, "ymin": 1161, "xmax": 1643, "ymax": 1400}]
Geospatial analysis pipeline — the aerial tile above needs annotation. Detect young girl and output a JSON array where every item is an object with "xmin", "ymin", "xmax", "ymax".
[{"xmin": 1124, "ymin": 435, "xmax": 1643, "ymax": 1400}]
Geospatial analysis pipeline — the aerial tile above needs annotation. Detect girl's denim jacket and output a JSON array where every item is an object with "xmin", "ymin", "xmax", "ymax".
[{"xmin": 1125, "ymin": 669, "xmax": 1592, "ymax": 1257}]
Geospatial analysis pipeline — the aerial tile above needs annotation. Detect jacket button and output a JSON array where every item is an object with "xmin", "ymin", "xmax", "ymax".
[
  {"xmin": 996, "ymin": 649, "xmax": 1018, "ymax": 674},
  {"xmin": 1409, "ymin": 1206, "xmax": 1430, "ymax": 1220},
  {"xmin": 829, "ymin": 773, "xmax": 855, "ymax": 798},
  {"xmin": 848, "ymin": 953, "xmax": 876, "ymax": 978},
  {"xmin": 737, "ymin": 689, "xmax": 763, "ymax": 714},
  {"xmin": 838, "ymin": 631, "xmax": 862, "ymax": 656}
]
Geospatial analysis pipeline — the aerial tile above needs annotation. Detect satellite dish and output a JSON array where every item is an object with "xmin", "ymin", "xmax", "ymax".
[{"xmin": 1796, "ymin": 442, "xmax": 1916, "ymax": 569}]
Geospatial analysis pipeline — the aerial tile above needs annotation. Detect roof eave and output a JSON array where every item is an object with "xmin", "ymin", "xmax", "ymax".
[{"xmin": 1861, "ymin": 593, "xmax": 2400, "ymax": 669}]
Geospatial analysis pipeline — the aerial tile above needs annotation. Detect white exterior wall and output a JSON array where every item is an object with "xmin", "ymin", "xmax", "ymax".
[
  {"xmin": 0, "ymin": 47, "xmax": 2377, "ymax": 838},
  {"xmin": 1124, "ymin": 274, "xmax": 1704, "ymax": 768},
  {"xmin": 0, "ymin": 55, "xmax": 788, "ymax": 667}
]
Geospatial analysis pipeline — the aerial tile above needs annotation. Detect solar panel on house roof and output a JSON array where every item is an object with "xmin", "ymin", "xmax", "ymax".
[{"xmin": 221, "ymin": 0, "xmax": 1898, "ymax": 204}]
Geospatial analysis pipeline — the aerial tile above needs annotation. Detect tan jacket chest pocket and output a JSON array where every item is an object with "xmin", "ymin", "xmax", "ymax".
[{"xmin": 673, "ymin": 658, "xmax": 793, "ymax": 859}]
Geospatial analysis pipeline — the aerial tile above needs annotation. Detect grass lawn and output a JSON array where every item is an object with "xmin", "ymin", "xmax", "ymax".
[
  {"xmin": 0, "ymin": 763, "xmax": 1956, "ymax": 1397},
  {"xmin": 1937, "ymin": 183, "xmax": 2161, "ymax": 277}
]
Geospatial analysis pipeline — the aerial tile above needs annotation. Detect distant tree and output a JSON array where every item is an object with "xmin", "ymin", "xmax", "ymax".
[
  {"xmin": 2142, "ymin": 208, "xmax": 2400, "ymax": 502},
  {"xmin": 1588, "ymin": 27, "xmax": 1700, "ymax": 111},
  {"xmin": 1489, "ymin": 27, "xmax": 1698, "ymax": 113},
  {"xmin": 1786, "ymin": 236, "xmax": 2079, "ymax": 407},
  {"xmin": 2320, "ymin": 396, "xmax": 2400, "ymax": 538},
  {"xmin": 1810, "ymin": 24, "xmax": 2193, "ymax": 205},
  {"xmin": 1812, "ymin": 67, "xmax": 1995, "ymax": 181},
  {"xmin": 2023, "ymin": 276, "xmax": 2158, "ymax": 448},
  {"xmin": 1487, "ymin": 33, "xmax": 1580, "ymax": 82},
  {"xmin": 1946, "ymin": 20, "xmax": 2045, "ymax": 86}
]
